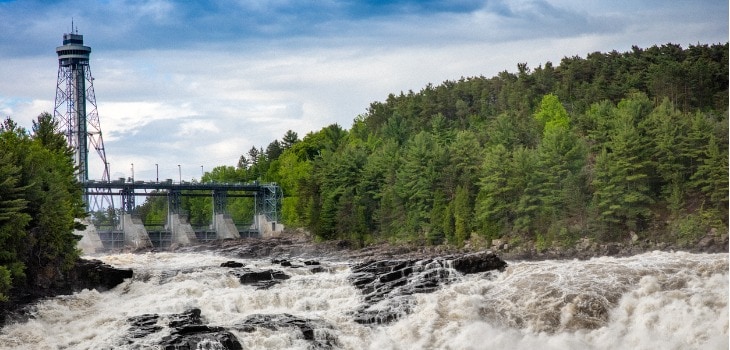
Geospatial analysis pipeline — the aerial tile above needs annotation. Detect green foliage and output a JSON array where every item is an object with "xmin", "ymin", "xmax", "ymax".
[
  {"xmin": 137, "ymin": 194, "xmax": 167, "ymax": 227},
  {"xmin": 534, "ymin": 93, "xmax": 570, "ymax": 133},
  {"xmin": 671, "ymin": 213, "xmax": 705, "ymax": 246},
  {"xmin": 541, "ymin": 130, "xmax": 586, "ymax": 199},
  {"xmin": 281, "ymin": 196, "xmax": 301, "ymax": 227},
  {"xmin": 427, "ymin": 192, "xmax": 446, "ymax": 245},
  {"xmin": 591, "ymin": 96, "xmax": 655, "ymax": 236},
  {"xmin": 0, "ymin": 113, "xmax": 85, "ymax": 300},
  {"xmin": 281, "ymin": 130, "xmax": 300, "ymax": 149},
  {"xmin": 669, "ymin": 208, "xmax": 726, "ymax": 247},
  {"xmin": 0, "ymin": 146, "xmax": 29, "ymax": 224},
  {"xmin": 691, "ymin": 134, "xmax": 729, "ymax": 208},
  {"xmin": 395, "ymin": 131, "xmax": 445, "ymax": 236},
  {"xmin": 476, "ymin": 145, "xmax": 511, "ymax": 223},
  {"xmin": 534, "ymin": 233, "xmax": 549, "ymax": 252},
  {"xmin": 453, "ymin": 185, "xmax": 472, "ymax": 246}
]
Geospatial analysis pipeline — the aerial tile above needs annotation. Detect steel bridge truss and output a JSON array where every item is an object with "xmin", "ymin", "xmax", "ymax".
[
  {"xmin": 257, "ymin": 183, "xmax": 283, "ymax": 223},
  {"xmin": 85, "ymin": 180, "xmax": 282, "ymax": 222}
]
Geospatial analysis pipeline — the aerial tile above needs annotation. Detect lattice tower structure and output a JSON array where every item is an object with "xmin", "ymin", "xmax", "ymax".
[{"xmin": 54, "ymin": 30, "xmax": 112, "ymax": 212}]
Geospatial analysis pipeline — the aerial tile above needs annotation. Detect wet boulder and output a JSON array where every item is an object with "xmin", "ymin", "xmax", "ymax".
[
  {"xmin": 235, "ymin": 313, "xmax": 338, "ymax": 348},
  {"xmin": 449, "ymin": 251, "xmax": 508, "ymax": 274},
  {"xmin": 230, "ymin": 268, "xmax": 291, "ymax": 289},
  {"xmin": 220, "ymin": 261, "xmax": 244, "ymax": 268},
  {"xmin": 160, "ymin": 324, "xmax": 242, "ymax": 350},
  {"xmin": 127, "ymin": 314, "xmax": 163, "ymax": 339},
  {"xmin": 125, "ymin": 309, "xmax": 242, "ymax": 350},
  {"xmin": 348, "ymin": 251, "xmax": 506, "ymax": 325},
  {"xmin": 271, "ymin": 258, "xmax": 293, "ymax": 267}
]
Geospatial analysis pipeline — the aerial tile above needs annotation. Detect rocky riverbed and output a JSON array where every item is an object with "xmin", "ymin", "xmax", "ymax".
[
  {"xmin": 2, "ymin": 227, "xmax": 726, "ymax": 329},
  {"xmin": 0, "ymin": 236, "xmax": 726, "ymax": 350},
  {"xmin": 0, "ymin": 231, "xmax": 516, "ymax": 349},
  {"xmin": 123, "ymin": 249, "xmax": 507, "ymax": 349}
]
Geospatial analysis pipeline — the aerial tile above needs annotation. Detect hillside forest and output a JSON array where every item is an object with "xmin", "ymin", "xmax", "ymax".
[{"xmin": 140, "ymin": 43, "xmax": 728, "ymax": 249}]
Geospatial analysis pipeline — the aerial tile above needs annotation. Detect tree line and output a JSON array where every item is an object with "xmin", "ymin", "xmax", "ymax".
[
  {"xmin": 141, "ymin": 42, "xmax": 728, "ymax": 249},
  {"xmin": 0, "ymin": 113, "xmax": 85, "ymax": 301}
]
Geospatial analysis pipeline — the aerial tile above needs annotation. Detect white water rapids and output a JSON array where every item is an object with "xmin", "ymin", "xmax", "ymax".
[{"xmin": 0, "ymin": 251, "xmax": 727, "ymax": 349}]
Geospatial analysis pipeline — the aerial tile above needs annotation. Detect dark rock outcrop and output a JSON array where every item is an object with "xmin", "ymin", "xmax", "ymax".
[
  {"xmin": 235, "ymin": 313, "xmax": 339, "ymax": 348},
  {"xmin": 63, "ymin": 259, "xmax": 134, "ymax": 293},
  {"xmin": 349, "ymin": 251, "xmax": 506, "ymax": 325},
  {"xmin": 230, "ymin": 268, "xmax": 291, "ymax": 289},
  {"xmin": 449, "ymin": 251, "xmax": 509, "ymax": 274},
  {"xmin": 161, "ymin": 324, "xmax": 242, "ymax": 350},
  {"xmin": 270, "ymin": 258, "xmax": 328, "ymax": 272},
  {"xmin": 127, "ymin": 314, "xmax": 163, "ymax": 339},
  {"xmin": 125, "ymin": 309, "xmax": 242, "ymax": 350},
  {"xmin": 220, "ymin": 261, "xmax": 245, "ymax": 268},
  {"xmin": 272, "ymin": 258, "xmax": 293, "ymax": 267},
  {"xmin": 0, "ymin": 258, "xmax": 132, "ymax": 327}
]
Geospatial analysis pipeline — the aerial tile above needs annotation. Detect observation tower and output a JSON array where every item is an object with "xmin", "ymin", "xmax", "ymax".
[{"xmin": 53, "ymin": 25, "xmax": 112, "ymax": 212}]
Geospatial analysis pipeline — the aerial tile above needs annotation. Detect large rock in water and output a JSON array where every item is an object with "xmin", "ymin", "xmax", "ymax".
[
  {"xmin": 449, "ymin": 251, "xmax": 508, "ymax": 274},
  {"xmin": 229, "ymin": 268, "xmax": 291, "ymax": 290},
  {"xmin": 64, "ymin": 259, "xmax": 134, "ymax": 293},
  {"xmin": 349, "ymin": 251, "xmax": 506, "ymax": 325},
  {"xmin": 125, "ymin": 309, "xmax": 242, "ymax": 350},
  {"xmin": 235, "ymin": 313, "xmax": 339, "ymax": 348}
]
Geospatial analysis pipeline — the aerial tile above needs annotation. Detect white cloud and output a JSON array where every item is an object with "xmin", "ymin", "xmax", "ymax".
[
  {"xmin": 176, "ymin": 119, "xmax": 220, "ymax": 137},
  {"xmin": 0, "ymin": 0, "xmax": 725, "ymax": 183},
  {"xmin": 97, "ymin": 101, "xmax": 197, "ymax": 139}
]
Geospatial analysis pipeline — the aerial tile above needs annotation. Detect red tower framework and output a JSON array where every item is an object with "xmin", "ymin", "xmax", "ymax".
[{"xmin": 53, "ymin": 27, "xmax": 112, "ymax": 212}]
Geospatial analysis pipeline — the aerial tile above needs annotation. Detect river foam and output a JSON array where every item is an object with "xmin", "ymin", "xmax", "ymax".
[
  {"xmin": 370, "ymin": 251, "xmax": 728, "ymax": 350},
  {"xmin": 0, "ymin": 251, "xmax": 726, "ymax": 349}
]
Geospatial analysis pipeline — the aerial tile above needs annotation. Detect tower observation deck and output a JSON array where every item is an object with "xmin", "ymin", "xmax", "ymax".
[{"xmin": 54, "ymin": 28, "xmax": 112, "ymax": 211}]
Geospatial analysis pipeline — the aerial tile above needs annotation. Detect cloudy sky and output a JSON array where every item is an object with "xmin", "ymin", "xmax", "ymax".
[{"xmin": 0, "ymin": 0, "xmax": 727, "ymax": 182}]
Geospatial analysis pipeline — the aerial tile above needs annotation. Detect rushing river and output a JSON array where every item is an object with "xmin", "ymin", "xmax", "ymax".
[{"xmin": 0, "ymin": 251, "xmax": 727, "ymax": 349}]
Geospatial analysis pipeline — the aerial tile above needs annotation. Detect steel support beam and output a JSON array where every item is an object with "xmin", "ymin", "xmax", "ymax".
[
  {"xmin": 213, "ymin": 190, "xmax": 228, "ymax": 215},
  {"xmin": 120, "ymin": 188, "xmax": 135, "ymax": 213},
  {"xmin": 168, "ymin": 190, "xmax": 181, "ymax": 215}
]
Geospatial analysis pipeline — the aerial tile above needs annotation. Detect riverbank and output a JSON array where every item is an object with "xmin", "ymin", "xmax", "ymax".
[{"xmin": 175, "ymin": 227, "xmax": 728, "ymax": 262}]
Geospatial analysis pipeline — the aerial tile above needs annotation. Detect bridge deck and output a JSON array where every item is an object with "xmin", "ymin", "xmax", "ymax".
[{"xmin": 83, "ymin": 180, "xmax": 266, "ymax": 192}]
